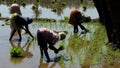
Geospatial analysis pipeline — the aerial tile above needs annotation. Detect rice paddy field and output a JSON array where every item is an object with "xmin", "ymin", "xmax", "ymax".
[
  {"xmin": 0, "ymin": 0, "xmax": 120, "ymax": 68},
  {"xmin": 0, "ymin": 20, "xmax": 120, "ymax": 68}
]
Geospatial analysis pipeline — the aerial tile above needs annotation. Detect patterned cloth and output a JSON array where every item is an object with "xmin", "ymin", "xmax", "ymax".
[
  {"xmin": 68, "ymin": 9, "xmax": 82, "ymax": 25},
  {"xmin": 37, "ymin": 28, "xmax": 59, "ymax": 50}
]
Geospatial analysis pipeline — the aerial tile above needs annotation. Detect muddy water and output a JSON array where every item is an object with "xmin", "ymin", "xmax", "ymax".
[
  {"xmin": 0, "ymin": 21, "xmax": 36, "ymax": 68},
  {"xmin": 0, "ymin": 20, "xmax": 88, "ymax": 68},
  {"xmin": 0, "ymin": 20, "xmax": 73, "ymax": 68},
  {"xmin": 0, "ymin": 20, "xmax": 120, "ymax": 68},
  {"xmin": 0, "ymin": 4, "xmax": 99, "ymax": 20},
  {"xmin": 0, "ymin": 1, "xmax": 119, "ymax": 67}
]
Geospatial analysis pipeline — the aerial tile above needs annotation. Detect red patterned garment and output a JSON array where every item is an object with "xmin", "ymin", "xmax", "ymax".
[{"xmin": 68, "ymin": 9, "xmax": 82, "ymax": 25}]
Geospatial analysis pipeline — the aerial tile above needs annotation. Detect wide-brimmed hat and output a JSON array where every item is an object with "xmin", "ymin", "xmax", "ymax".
[{"xmin": 58, "ymin": 32, "xmax": 66, "ymax": 40}]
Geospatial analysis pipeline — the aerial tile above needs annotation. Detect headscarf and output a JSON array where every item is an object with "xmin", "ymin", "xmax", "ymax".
[{"xmin": 58, "ymin": 32, "xmax": 66, "ymax": 40}]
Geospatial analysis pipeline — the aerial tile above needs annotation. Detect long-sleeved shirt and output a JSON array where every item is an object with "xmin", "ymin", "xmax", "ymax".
[{"xmin": 38, "ymin": 28, "xmax": 59, "ymax": 45}]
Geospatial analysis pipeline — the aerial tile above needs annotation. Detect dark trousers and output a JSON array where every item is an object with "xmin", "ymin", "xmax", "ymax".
[
  {"xmin": 74, "ymin": 23, "xmax": 87, "ymax": 33},
  {"xmin": 37, "ymin": 30, "xmax": 50, "ymax": 62}
]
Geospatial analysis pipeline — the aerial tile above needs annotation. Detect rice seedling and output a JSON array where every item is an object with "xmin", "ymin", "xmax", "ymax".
[
  {"xmin": 83, "ymin": 6, "xmax": 87, "ymax": 12},
  {"xmin": 10, "ymin": 47, "xmax": 23, "ymax": 57},
  {"xmin": 61, "ymin": 2, "xmax": 66, "ymax": 7},
  {"xmin": 13, "ymin": 0, "xmax": 17, "ymax": 3},
  {"xmin": 32, "ymin": 5, "xmax": 36, "ymax": 11},
  {"xmin": 51, "ymin": 9, "xmax": 57, "ymax": 12},
  {"xmin": 35, "ymin": 0, "xmax": 40, "ymax": 3},
  {"xmin": 22, "ymin": 1, "xmax": 26, "ymax": 8},
  {"xmin": 0, "ymin": 12, "xmax": 1, "ymax": 17},
  {"xmin": 31, "ymin": 20, "xmax": 120, "ymax": 67},
  {"xmin": 67, "ymin": 22, "xmax": 120, "ymax": 67},
  {"xmin": 64, "ymin": 16, "xmax": 69, "ymax": 21},
  {"xmin": 1, "ymin": 24, "xmax": 5, "ymax": 26},
  {"xmin": 51, "ymin": 0, "xmax": 56, "ymax": 4}
]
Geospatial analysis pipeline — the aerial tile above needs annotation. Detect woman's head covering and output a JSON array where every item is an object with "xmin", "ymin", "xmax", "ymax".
[
  {"xmin": 10, "ymin": 3, "xmax": 22, "ymax": 15},
  {"xmin": 58, "ymin": 32, "xmax": 66, "ymax": 40}
]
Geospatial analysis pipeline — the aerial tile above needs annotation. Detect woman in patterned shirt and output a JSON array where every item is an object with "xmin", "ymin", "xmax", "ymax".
[{"xmin": 37, "ymin": 28, "xmax": 66, "ymax": 62}]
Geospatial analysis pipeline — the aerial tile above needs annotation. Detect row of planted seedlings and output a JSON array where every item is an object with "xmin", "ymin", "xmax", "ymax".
[
  {"xmin": 65, "ymin": 22, "xmax": 120, "ymax": 68},
  {"xmin": 32, "ymin": 21, "xmax": 105, "ymax": 67},
  {"xmin": 9, "ymin": 19, "xmax": 120, "ymax": 67},
  {"xmin": 9, "ymin": 19, "xmax": 71, "ymax": 56}
]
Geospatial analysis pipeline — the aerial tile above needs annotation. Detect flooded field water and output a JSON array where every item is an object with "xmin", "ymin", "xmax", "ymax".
[
  {"xmin": 0, "ymin": 0, "xmax": 120, "ymax": 68},
  {"xmin": 0, "ymin": 20, "xmax": 120, "ymax": 68}
]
